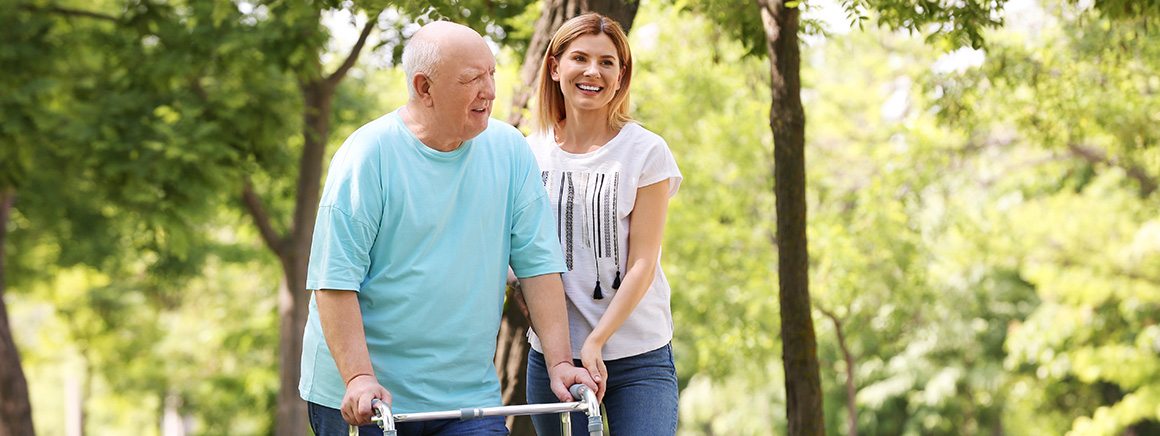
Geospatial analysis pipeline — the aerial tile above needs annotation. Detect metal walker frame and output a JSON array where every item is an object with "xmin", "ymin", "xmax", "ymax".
[{"xmin": 368, "ymin": 384, "xmax": 603, "ymax": 436}]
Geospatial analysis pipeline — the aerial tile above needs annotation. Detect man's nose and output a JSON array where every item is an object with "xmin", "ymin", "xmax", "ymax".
[{"xmin": 480, "ymin": 75, "xmax": 496, "ymax": 100}]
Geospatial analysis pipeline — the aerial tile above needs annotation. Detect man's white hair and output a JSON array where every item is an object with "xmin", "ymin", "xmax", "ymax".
[{"xmin": 401, "ymin": 33, "xmax": 442, "ymax": 99}]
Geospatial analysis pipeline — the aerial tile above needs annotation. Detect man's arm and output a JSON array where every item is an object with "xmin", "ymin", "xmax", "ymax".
[
  {"xmin": 518, "ymin": 274, "xmax": 604, "ymax": 400},
  {"xmin": 315, "ymin": 289, "xmax": 392, "ymax": 426}
]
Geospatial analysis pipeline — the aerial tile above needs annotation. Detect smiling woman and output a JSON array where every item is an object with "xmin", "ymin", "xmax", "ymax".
[{"xmin": 523, "ymin": 12, "xmax": 682, "ymax": 436}]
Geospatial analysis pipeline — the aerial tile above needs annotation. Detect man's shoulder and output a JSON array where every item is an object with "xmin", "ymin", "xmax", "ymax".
[
  {"xmin": 351, "ymin": 111, "xmax": 404, "ymax": 140},
  {"xmin": 480, "ymin": 118, "xmax": 526, "ymax": 143}
]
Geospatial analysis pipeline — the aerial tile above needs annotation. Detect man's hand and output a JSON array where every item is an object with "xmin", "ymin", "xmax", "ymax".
[
  {"xmin": 546, "ymin": 361, "xmax": 600, "ymax": 403},
  {"xmin": 340, "ymin": 374, "xmax": 392, "ymax": 426}
]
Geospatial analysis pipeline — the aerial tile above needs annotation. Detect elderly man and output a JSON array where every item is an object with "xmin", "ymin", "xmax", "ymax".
[{"xmin": 299, "ymin": 21, "xmax": 598, "ymax": 436}]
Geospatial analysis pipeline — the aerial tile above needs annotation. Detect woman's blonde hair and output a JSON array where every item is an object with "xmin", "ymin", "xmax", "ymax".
[{"xmin": 532, "ymin": 13, "xmax": 634, "ymax": 134}]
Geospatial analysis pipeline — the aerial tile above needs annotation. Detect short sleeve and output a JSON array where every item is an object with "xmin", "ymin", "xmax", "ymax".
[
  {"xmin": 306, "ymin": 206, "xmax": 378, "ymax": 291},
  {"xmin": 508, "ymin": 141, "xmax": 567, "ymax": 278},
  {"xmin": 638, "ymin": 136, "xmax": 682, "ymax": 198},
  {"xmin": 305, "ymin": 129, "xmax": 385, "ymax": 291}
]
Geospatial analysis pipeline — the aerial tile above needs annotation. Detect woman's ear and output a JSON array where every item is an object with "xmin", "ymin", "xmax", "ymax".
[{"xmin": 548, "ymin": 56, "xmax": 561, "ymax": 82}]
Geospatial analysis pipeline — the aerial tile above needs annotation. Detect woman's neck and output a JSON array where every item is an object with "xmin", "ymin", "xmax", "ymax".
[{"xmin": 555, "ymin": 110, "xmax": 620, "ymax": 154}]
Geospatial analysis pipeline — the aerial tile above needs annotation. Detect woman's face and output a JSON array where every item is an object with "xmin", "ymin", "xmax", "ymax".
[{"xmin": 550, "ymin": 33, "xmax": 624, "ymax": 115}]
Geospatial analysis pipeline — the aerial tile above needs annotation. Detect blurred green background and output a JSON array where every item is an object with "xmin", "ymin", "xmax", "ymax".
[{"xmin": 1, "ymin": 0, "xmax": 1157, "ymax": 435}]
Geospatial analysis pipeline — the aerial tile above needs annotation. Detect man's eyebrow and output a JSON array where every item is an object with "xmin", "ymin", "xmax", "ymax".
[{"xmin": 460, "ymin": 66, "xmax": 494, "ymax": 79}]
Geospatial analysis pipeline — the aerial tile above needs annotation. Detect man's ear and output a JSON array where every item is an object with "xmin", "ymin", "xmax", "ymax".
[{"xmin": 414, "ymin": 73, "xmax": 435, "ymax": 107}]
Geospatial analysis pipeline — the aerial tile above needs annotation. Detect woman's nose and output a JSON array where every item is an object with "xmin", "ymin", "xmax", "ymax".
[{"xmin": 584, "ymin": 62, "xmax": 600, "ymax": 77}]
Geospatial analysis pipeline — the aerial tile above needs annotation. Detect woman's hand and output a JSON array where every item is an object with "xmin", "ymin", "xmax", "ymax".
[{"xmin": 580, "ymin": 339, "xmax": 608, "ymax": 400}]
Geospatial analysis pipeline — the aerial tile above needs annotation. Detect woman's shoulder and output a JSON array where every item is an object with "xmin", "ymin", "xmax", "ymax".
[{"xmin": 620, "ymin": 122, "xmax": 668, "ymax": 149}]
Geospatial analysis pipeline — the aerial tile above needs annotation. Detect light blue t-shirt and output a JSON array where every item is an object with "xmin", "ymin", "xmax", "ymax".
[{"xmin": 299, "ymin": 108, "xmax": 566, "ymax": 414}]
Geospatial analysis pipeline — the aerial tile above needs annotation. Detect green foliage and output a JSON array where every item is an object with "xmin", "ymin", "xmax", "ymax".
[
  {"xmin": 842, "ymin": 0, "xmax": 1005, "ymax": 49},
  {"xmin": 1000, "ymin": 172, "xmax": 1160, "ymax": 435},
  {"xmin": 15, "ymin": 247, "xmax": 280, "ymax": 435},
  {"xmin": 923, "ymin": 4, "xmax": 1160, "ymax": 435},
  {"xmin": 800, "ymin": 21, "xmax": 1047, "ymax": 436},
  {"xmin": 929, "ymin": 12, "xmax": 1159, "ymax": 197},
  {"xmin": 672, "ymin": 0, "xmax": 768, "ymax": 58}
]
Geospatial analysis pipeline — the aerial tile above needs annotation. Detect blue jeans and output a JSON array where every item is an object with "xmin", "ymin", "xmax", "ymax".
[
  {"xmin": 527, "ymin": 344, "xmax": 678, "ymax": 436},
  {"xmin": 307, "ymin": 401, "xmax": 509, "ymax": 436}
]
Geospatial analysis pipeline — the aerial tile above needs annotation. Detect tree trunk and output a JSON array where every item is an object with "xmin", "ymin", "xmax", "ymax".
[
  {"xmin": 495, "ymin": 287, "xmax": 535, "ymax": 435},
  {"xmin": 756, "ymin": 1, "xmax": 825, "ymax": 435},
  {"xmin": 0, "ymin": 189, "xmax": 36, "ymax": 436},
  {"xmin": 266, "ymin": 7, "xmax": 380, "ymax": 432},
  {"xmin": 272, "ymin": 78, "xmax": 331, "ymax": 436},
  {"xmin": 506, "ymin": 0, "xmax": 639, "ymax": 129},
  {"xmin": 497, "ymin": 2, "xmax": 639, "ymax": 434}
]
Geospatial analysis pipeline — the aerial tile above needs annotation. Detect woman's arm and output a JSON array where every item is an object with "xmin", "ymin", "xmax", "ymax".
[{"xmin": 580, "ymin": 179, "xmax": 671, "ymax": 376}]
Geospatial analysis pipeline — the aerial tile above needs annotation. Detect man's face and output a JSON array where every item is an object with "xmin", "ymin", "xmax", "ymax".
[{"xmin": 428, "ymin": 42, "xmax": 496, "ymax": 144}]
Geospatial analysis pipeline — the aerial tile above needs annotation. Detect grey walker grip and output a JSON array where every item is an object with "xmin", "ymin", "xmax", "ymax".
[
  {"xmin": 568, "ymin": 384, "xmax": 588, "ymax": 400},
  {"xmin": 460, "ymin": 408, "xmax": 486, "ymax": 420}
]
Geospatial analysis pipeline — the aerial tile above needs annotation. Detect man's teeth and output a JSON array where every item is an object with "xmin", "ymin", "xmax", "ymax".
[{"xmin": 578, "ymin": 84, "xmax": 601, "ymax": 92}]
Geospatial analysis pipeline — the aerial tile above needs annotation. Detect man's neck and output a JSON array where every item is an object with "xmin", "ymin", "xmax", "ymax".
[{"xmin": 401, "ymin": 104, "xmax": 463, "ymax": 152}]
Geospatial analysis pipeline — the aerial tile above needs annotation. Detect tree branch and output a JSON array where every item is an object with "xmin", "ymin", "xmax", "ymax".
[
  {"xmin": 242, "ymin": 175, "xmax": 288, "ymax": 257},
  {"xmin": 20, "ymin": 4, "xmax": 118, "ymax": 22},
  {"xmin": 1067, "ymin": 143, "xmax": 1158, "ymax": 197},
  {"xmin": 187, "ymin": 72, "xmax": 209, "ymax": 102},
  {"xmin": 325, "ymin": 8, "xmax": 382, "ymax": 88},
  {"xmin": 819, "ymin": 306, "xmax": 859, "ymax": 436}
]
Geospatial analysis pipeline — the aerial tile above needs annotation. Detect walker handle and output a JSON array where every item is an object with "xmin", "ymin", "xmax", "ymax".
[
  {"xmin": 567, "ymin": 384, "xmax": 603, "ymax": 436},
  {"xmin": 370, "ymin": 398, "xmax": 396, "ymax": 435}
]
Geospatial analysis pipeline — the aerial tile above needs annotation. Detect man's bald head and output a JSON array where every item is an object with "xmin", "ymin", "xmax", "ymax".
[{"xmin": 402, "ymin": 21, "xmax": 491, "ymax": 99}]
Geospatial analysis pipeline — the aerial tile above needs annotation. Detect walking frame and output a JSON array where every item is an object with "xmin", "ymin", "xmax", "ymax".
[{"xmin": 368, "ymin": 384, "xmax": 603, "ymax": 436}]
